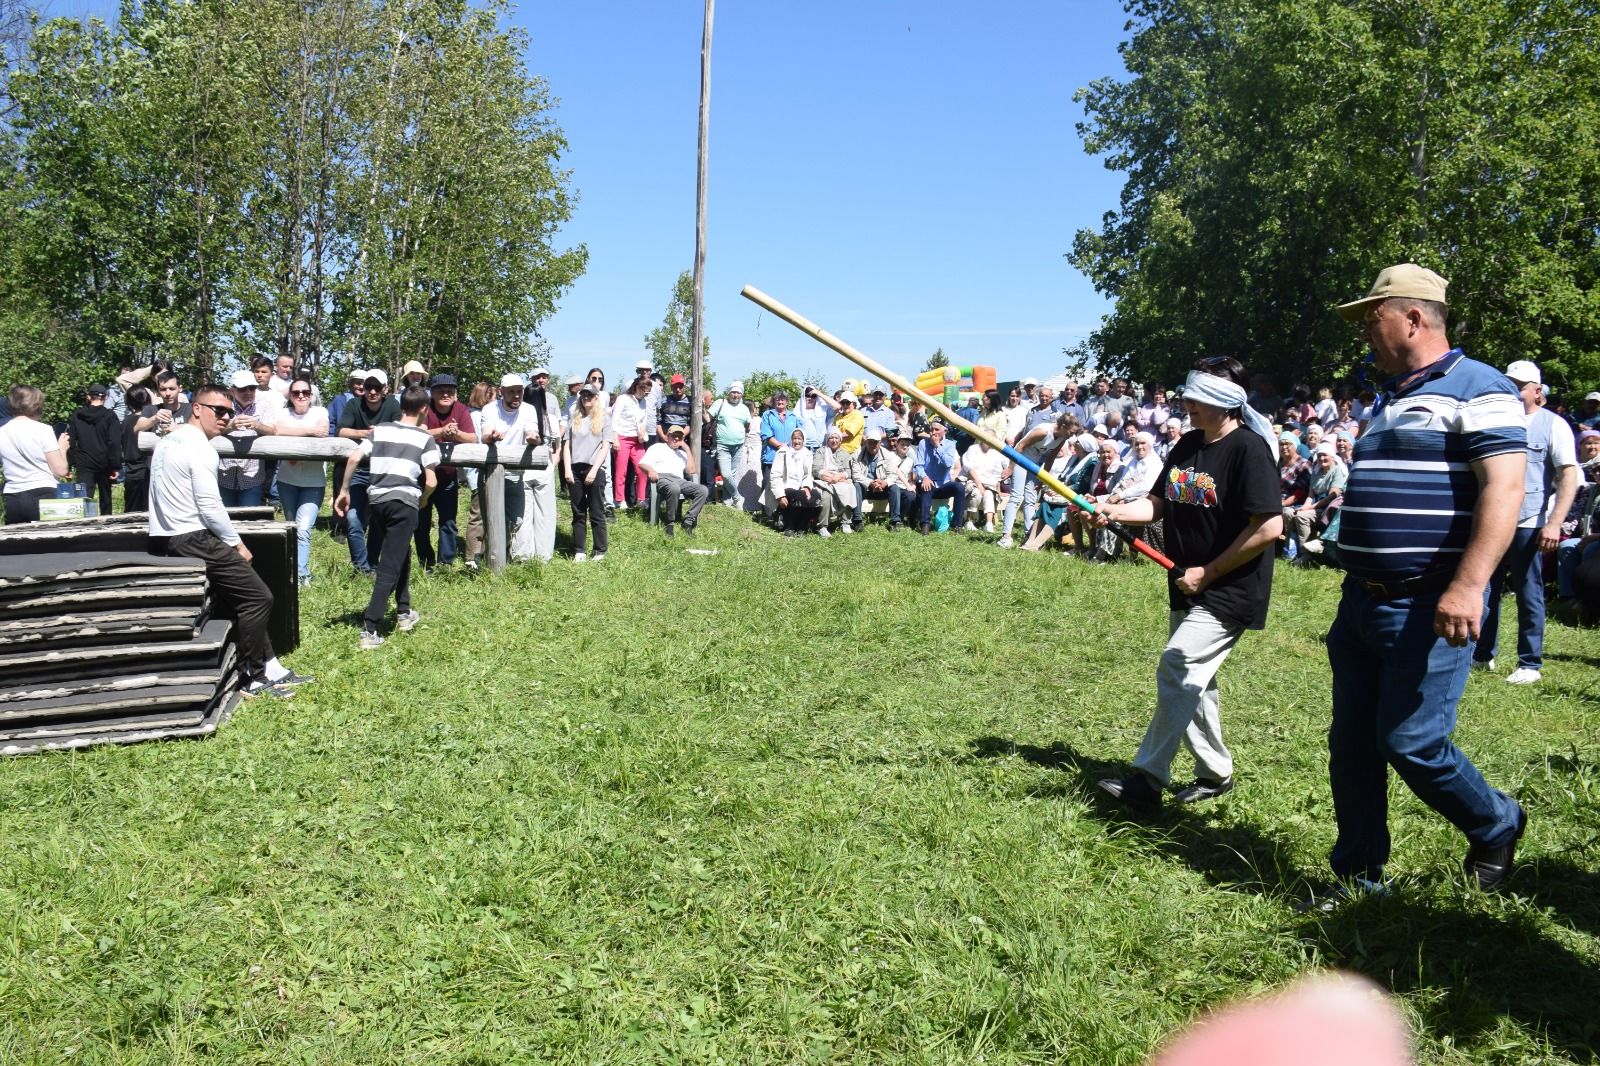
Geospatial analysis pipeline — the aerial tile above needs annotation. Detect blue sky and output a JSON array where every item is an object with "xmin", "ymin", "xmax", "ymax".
[
  {"xmin": 516, "ymin": 1, "xmax": 1131, "ymax": 389},
  {"xmin": 55, "ymin": 0, "xmax": 1134, "ymax": 389}
]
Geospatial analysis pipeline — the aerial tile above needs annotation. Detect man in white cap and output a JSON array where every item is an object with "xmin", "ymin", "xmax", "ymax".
[
  {"xmin": 640, "ymin": 424, "xmax": 708, "ymax": 536},
  {"xmin": 518, "ymin": 366, "xmax": 564, "ymax": 561},
  {"xmin": 1578, "ymin": 390, "xmax": 1600, "ymax": 431},
  {"xmin": 217, "ymin": 369, "xmax": 269, "ymax": 507},
  {"xmin": 336, "ymin": 369, "xmax": 401, "ymax": 573},
  {"xmin": 1021, "ymin": 377, "xmax": 1040, "ymax": 409},
  {"xmin": 1317, "ymin": 263, "xmax": 1529, "ymax": 901},
  {"xmin": 477, "ymin": 372, "xmax": 548, "ymax": 563},
  {"xmin": 1472, "ymin": 359, "xmax": 1577, "ymax": 685}
]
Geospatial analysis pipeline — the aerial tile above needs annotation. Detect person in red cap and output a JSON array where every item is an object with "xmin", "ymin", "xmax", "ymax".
[{"xmin": 657, "ymin": 373, "xmax": 692, "ymax": 443}]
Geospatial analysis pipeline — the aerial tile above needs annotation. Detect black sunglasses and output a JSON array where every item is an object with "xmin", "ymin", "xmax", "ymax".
[
  {"xmin": 198, "ymin": 402, "xmax": 235, "ymax": 419},
  {"xmin": 289, "ymin": 389, "xmax": 312, "ymax": 397}
]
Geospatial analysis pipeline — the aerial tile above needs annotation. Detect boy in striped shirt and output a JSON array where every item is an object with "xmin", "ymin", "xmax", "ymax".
[{"xmin": 335, "ymin": 386, "xmax": 440, "ymax": 648}]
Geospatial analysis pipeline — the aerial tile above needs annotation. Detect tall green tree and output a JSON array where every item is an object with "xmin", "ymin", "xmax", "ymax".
[
  {"xmin": 645, "ymin": 269, "xmax": 714, "ymax": 391},
  {"xmin": 922, "ymin": 347, "xmax": 948, "ymax": 372},
  {"xmin": 1072, "ymin": 0, "xmax": 1600, "ymax": 395}
]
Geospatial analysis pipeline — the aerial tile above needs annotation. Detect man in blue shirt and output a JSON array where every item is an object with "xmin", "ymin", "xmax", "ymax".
[
  {"xmin": 760, "ymin": 392, "xmax": 803, "ymax": 521},
  {"xmin": 911, "ymin": 419, "xmax": 966, "ymax": 534},
  {"xmin": 1320, "ymin": 263, "xmax": 1528, "ymax": 905}
]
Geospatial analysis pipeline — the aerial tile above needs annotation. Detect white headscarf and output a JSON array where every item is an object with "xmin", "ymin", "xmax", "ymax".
[{"xmin": 1182, "ymin": 370, "xmax": 1277, "ymax": 456}]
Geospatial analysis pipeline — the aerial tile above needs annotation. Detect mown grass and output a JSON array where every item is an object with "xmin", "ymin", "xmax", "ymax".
[{"xmin": 3, "ymin": 496, "xmax": 1599, "ymax": 1064}]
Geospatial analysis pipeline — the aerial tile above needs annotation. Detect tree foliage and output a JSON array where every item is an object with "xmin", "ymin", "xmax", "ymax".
[
  {"xmin": 1072, "ymin": 0, "xmax": 1600, "ymax": 395},
  {"xmin": 922, "ymin": 347, "xmax": 948, "ymax": 372},
  {"xmin": 644, "ymin": 270, "xmax": 713, "ymax": 392},
  {"xmin": 0, "ymin": 0, "xmax": 585, "ymax": 411}
]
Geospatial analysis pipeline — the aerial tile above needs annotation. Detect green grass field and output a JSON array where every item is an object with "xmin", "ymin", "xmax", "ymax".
[{"xmin": 4, "ymin": 500, "xmax": 1599, "ymax": 1063}]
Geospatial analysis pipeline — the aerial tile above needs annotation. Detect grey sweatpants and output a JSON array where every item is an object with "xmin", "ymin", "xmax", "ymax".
[{"xmin": 1131, "ymin": 605, "xmax": 1242, "ymax": 787}]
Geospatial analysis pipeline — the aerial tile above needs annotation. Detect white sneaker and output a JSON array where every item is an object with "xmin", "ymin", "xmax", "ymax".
[
  {"xmin": 1471, "ymin": 658, "xmax": 1496, "ymax": 672},
  {"xmin": 616, "ymin": 500, "xmax": 628, "ymax": 511},
  {"xmin": 1505, "ymin": 667, "xmax": 1541, "ymax": 685},
  {"xmin": 983, "ymin": 520, "xmax": 995, "ymax": 533},
  {"xmin": 997, "ymin": 536, "xmax": 1014, "ymax": 548},
  {"xmin": 964, "ymin": 521, "xmax": 978, "ymax": 532},
  {"xmin": 396, "ymin": 609, "xmax": 420, "ymax": 632},
  {"xmin": 574, "ymin": 552, "xmax": 587, "ymax": 562},
  {"xmin": 818, "ymin": 526, "xmax": 831, "ymax": 538},
  {"xmin": 359, "ymin": 629, "xmax": 384, "ymax": 650},
  {"xmin": 591, "ymin": 552, "xmax": 605, "ymax": 562},
  {"xmin": 840, "ymin": 521, "xmax": 854, "ymax": 534}
]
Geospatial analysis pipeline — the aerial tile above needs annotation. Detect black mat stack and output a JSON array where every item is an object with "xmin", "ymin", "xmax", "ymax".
[{"xmin": 0, "ymin": 511, "xmax": 299, "ymax": 755}]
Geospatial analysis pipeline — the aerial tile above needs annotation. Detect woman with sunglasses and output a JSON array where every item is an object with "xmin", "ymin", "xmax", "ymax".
[
  {"xmin": 562, "ymin": 383, "xmax": 614, "ymax": 560},
  {"xmin": 260, "ymin": 375, "xmax": 328, "ymax": 584}
]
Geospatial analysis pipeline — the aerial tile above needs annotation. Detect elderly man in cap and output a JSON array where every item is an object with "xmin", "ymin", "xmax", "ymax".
[
  {"xmin": 1471, "ymin": 359, "xmax": 1577, "ymax": 685},
  {"xmin": 479, "ymin": 372, "xmax": 556, "ymax": 563},
  {"xmin": 1318, "ymin": 263, "xmax": 1529, "ymax": 902},
  {"xmin": 640, "ymin": 424, "xmax": 708, "ymax": 536},
  {"xmin": 911, "ymin": 420, "xmax": 966, "ymax": 534},
  {"xmin": 656, "ymin": 372, "xmax": 693, "ymax": 442},
  {"xmin": 1578, "ymin": 391, "xmax": 1600, "ymax": 430},
  {"xmin": 863, "ymin": 389, "xmax": 899, "ymax": 440},
  {"xmin": 517, "ymin": 367, "xmax": 564, "ymax": 561},
  {"xmin": 414, "ymin": 372, "xmax": 477, "ymax": 568},
  {"xmin": 707, "ymin": 380, "xmax": 753, "ymax": 508},
  {"xmin": 66, "ymin": 383, "xmax": 122, "ymax": 515},
  {"xmin": 336, "ymin": 369, "xmax": 401, "ymax": 572},
  {"xmin": 214, "ymin": 369, "xmax": 271, "ymax": 507}
]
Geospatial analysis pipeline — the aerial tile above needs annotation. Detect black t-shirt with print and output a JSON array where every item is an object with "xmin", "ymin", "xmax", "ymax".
[{"xmin": 1155, "ymin": 427, "xmax": 1280, "ymax": 629}]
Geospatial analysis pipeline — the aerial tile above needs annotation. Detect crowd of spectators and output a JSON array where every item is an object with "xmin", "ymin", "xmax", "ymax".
[{"xmin": 3, "ymin": 358, "xmax": 1599, "ymax": 623}]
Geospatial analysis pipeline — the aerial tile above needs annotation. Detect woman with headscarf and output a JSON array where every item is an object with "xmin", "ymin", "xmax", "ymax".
[{"xmin": 1089, "ymin": 355, "xmax": 1282, "ymax": 814}]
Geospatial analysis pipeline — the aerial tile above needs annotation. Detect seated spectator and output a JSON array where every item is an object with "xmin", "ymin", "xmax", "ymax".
[
  {"xmin": 1302, "ymin": 422, "xmax": 1325, "ymax": 454},
  {"xmin": 1277, "ymin": 432, "xmax": 1311, "ymax": 559},
  {"xmin": 857, "ymin": 428, "xmax": 908, "ymax": 528},
  {"xmin": 771, "ymin": 427, "xmax": 819, "ymax": 537},
  {"xmin": 1156, "ymin": 416, "xmax": 1184, "ymax": 460},
  {"xmin": 1287, "ymin": 441, "xmax": 1347, "ymax": 563},
  {"xmin": 1334, "ymin": 430, "xmax": 1355, "ymax": 466},
  {"xmin": 1557, "ymin": 429, "xmax": 1600, "ymax": 608},
  {"xmin": 1070, "ymin": 438, "xmax": 1127, "ymax": 559},
  {"xmin": 1020, "ymin": 438, "xmax": 1083, "ymax": 552},
  {"xmin": 884, "ymin": 428, "xmax": 919, "ymax": 530},
  {"xmin": 641, "ymin": 424, "xmax": 708, "ymax": 537},
  {"xmin": 1091, "ymin": 430, "xmax": 1164, "ymax": 559},
  {"xmin": 1137, "ymin": 384, "xmax": 1171, "ymax": 431},
  {"xmin": 1330, "ymin": 397, "xmax": 1361, "ymax": 437},
  {"xmin": 813, "ymin": 427, "xmax": 859, "ymax": 537},
  {"xmin": 912, "ymin": 420, "xmax": 966, "ymax": 534},
  {"xmin": 963, "ymin": 438, "xmax": 1008, "ymax": 533}
]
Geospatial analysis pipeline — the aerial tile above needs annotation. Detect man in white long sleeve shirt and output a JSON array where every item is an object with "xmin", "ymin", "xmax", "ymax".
[
  {"xmin": 148, "ymin": 384, "xmax": 308, "ymax": 699},
  {"xmin": 477, "ymin": 373, "xmax": 545, "ymax": 563}
]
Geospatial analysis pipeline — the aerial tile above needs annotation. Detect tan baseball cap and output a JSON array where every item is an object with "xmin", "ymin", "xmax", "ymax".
[{"xmin": 1336, "ymin": 263, "xmax": 1449, "ymax": 321}]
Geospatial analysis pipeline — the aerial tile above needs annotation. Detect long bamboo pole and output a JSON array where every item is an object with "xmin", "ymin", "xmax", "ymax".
[
  {"xmin": 689, "ymin": 0, "xmax": 713, "ymax": 453},
  {"xmin": 739, "ymin": 286, "xmax": 1175, "ymax": 569}
]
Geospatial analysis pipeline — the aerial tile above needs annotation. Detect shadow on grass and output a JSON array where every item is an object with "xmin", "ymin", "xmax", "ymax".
[
  {"xmin": 968, "ymin": 736, "xmax": 1306, "ymax": 897},
  {"xmin": 1300, "ymin": 897, "xmax": 1600, "ymax": 1057},
  {"xmin": 973, "ymin": 734, "xmax": 1600, "ymax": 1057}
]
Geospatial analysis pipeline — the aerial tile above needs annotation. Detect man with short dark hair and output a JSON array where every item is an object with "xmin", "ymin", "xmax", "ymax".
[
  {"xmin": 148, "ymin": 384, "xmax": 309, "ymax": 698},
  {"xmin": 1323, "ymin": 263, "xmax": 1529, "ymax": 900},
  {"xmin": 336, "ymin": 370, "xmax": 402, "ymax": 573},
  {"xmin": 134, "ymin": 372, "xmax": 192, "ymax": 434},
  {"xmin": 656, "ymin": 373, "xmax": 693, "ymax": 442},
  {"xmin": 67, "ymin": 384, "xmax": 121, "ymax": 516},
  {"xmin": 417, "ymin": 373, "xmax": 477, "ymax": 568},
  {"xmin": 336, "ymin": 386, "xmax": 439, "ymax": 649}
]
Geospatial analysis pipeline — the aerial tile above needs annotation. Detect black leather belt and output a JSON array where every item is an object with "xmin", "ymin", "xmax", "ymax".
[{"xmin": 1354, "ymin": 570, "xmax": 1455, "ymax": 600}]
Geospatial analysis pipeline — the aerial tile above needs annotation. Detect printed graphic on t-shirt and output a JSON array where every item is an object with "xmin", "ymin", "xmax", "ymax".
[{"xmin": 1166, "ymin": 466, "xmax": 1218, "ymax": 507}]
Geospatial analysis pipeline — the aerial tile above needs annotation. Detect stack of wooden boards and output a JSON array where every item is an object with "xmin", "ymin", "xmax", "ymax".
[{"xmin": 0, "ymin": 510, "xmax": 299, "ymax": 755}]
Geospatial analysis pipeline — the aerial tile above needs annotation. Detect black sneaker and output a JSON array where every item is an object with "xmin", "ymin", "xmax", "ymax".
[
  {"xmin": 241, "ymin": 679, "xmax": 295, "ymax": 700},
  {"xmin": 1097, "ymin": 772, "xmax": 1162, "ymax": 814},
  {"xmin": 276, "ymin": 670, "xmax": 316, "ymax": 688},
  {"xmin": 664, "ymin": 523, "xmax": 676, "ymax": 538},
  {"xmin": 1464, "ymin": 803, "xmax": 1528, "ymax": 891},
  {"xmin": 1172, "ymin": 776, "xmax": 1234, "ymax": 804}
]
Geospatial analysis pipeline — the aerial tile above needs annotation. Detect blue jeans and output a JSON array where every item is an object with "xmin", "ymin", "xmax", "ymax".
[
  {"xmin": 1557, "ymin": 537, "xmax": 1600, "ymax": 599},
  {"xmin": 277, "ymin": 481, "xmax": 324, "ymax": 582},
  {"xmin": 1001, "ymin": 464, "xmax": 1035, "ymax": 536},
  {"xmin": 219, "ymin": 484, "xmax": 264, "ymax": 508},
  {"xmin": 916, "ymin": 482, "xmax": 967, "ymax": 529},
  {"xmin": 716, "ymin": 443, "xmax": 743, "ymax": 506},
  {"xmin": 863, "ymin": 485, "xmax": 906, "ymax": 524},
  {"xmin": 345, "ymin": 471, "xmax": 373, "ymax": 573},
  {"xmin": 414, "ymin": 478, "xmax": 460, "ymax": 567},
  {"xmin": 1326, "ymin": 579, "xmax": 1522, "ymax": 882},
  {"xmin": 1476, "ymin": 525, "xmax": 1544, "ymax": 671}
]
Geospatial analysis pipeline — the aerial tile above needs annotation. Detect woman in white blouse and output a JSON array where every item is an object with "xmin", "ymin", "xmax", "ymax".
[
  {"xmin": 0, "ymin": 385, "xmax": 69, "ymax": 524},
  {"xmin": 770, "ymin": 428, "xmax": 818, "ymax": 537}
]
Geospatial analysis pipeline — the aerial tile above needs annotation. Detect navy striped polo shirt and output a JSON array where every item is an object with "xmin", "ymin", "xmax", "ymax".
[{"xmin": 1339, "ymin": 350, "xmax": 1526, "ymax": 581}]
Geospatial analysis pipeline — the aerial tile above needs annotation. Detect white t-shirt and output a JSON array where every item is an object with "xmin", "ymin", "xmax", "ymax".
[
  {"xmin": 476, "ymin": 399, "xmax": 542, "ymax": 482},
  {"xmin": 642, "ymin": 441, "xmax": 688, "ymax": 480},
  {"xmin": 269, "ymin": 405, "xmax": 330, "ymax": 487},
  {"xmin": 964, "ymin": 446, "xmax": 1007, "ymax": 486},
  {"xmin": 0, "ymin": 417, "xmax": 61, "ymax": 494}
]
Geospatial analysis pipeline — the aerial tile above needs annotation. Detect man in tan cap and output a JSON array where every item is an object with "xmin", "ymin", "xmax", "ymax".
[{"xmin": 1312, "ymin": 263, "xmax": 1529, "ymax": 906}]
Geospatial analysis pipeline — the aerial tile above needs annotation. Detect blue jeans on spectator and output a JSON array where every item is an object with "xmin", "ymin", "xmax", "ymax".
[
  {"xmin": 716, "ymin": 443, "xmax": 743, "ymax": 506},
  {"xmin": 1557, "ymin": 536, "xmax": 1599, "ymax": 599},
  {"xmin": 345, "ymin": 470, "xmax": 373, "ymax": 573},
  {"xmin": 863, "ymin": 485, "xmax": 906, "ymax": 525},
  {"xmin": 1326, "ymin": 579, "xmax": 1522, "ymax": 883},
  {"xmin": 1476, "ymin": 525, "xmax": 1544, "ymax": 671},
  {"xmin": 276, "ymin": 481, "xmax": 324, "ymax": 583},
  {"xmin": 219, "ymin": 484, "xmax": 264, "ymax": 508},
  {"xmin": 916, "ymin": 481, "xmax": 967, "ymax": 530},
  {"xmin": 413, "ymin": 478, "xmax": 460, "ymax": 567}
]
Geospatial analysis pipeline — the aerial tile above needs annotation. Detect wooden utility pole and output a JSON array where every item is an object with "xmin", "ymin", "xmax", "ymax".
[{"xmin": 690, "ymin": 0, "xmax": 713, "ymax": 446}]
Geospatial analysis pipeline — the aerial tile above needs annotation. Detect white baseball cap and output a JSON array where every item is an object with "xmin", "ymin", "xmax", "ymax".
[
  {"xmin": 1023, "ymin": 377, "xmax": 1039, "ymax": 387},
  {"xmin": 1505, "ymin": 360, "xmax": 1541, "ymax": 386},
  {"xmin": 1090, "ymin": 422, "xmax": 1110, "ymax": 436},
  {"xmin": 1586, "ymin": 391, "xmax": 1600, "ymax": 403},
  {"xmin": 728, "ymin": 380, "xmax": 744, "ymax": 393},
  {"xmin": 500, "ymin": 372, "xmax": 525, "ymax": 388},
  {"xmin": 635, "ymin": 359, "xmax": 653, "ymax": 371},
  {"xmin": 363, "ymin": 369, "xmax": 388, "ymax": 387},
  {"xmin": 229, "ymin": 369, "xmax": 257, "ymax": 389}
]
